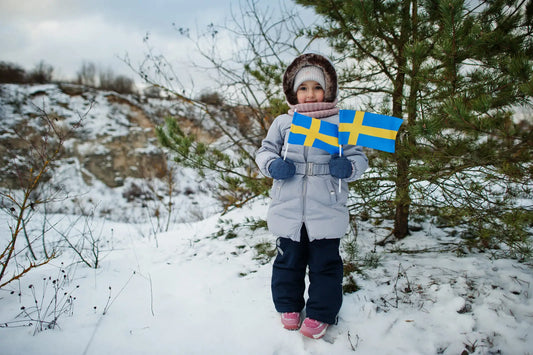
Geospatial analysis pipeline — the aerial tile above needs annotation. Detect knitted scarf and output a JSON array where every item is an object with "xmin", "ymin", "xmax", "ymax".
[{"xmin": 288, "ymin": 99, "xmax": 339, "ymax": 118}]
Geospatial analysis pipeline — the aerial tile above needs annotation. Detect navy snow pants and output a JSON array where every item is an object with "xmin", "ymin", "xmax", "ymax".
[{"xmin": 271, "ymin": 225, "xmax": 343, "ymax": 325}]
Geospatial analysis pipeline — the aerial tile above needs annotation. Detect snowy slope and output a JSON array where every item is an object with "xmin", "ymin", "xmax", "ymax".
[
  {"xmin": 0, "ymin": 83, "xmax": 220, "ymax": 223},
  {"xmin": 1, "ymin": 83, "xmax": 532, "ymax": 354},
  {"xmin": 1, "ymin": 199, "xmax": 532, "ymax": 355}
]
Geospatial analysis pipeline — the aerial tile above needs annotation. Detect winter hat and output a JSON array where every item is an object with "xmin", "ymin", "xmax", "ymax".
[
  {"xmin": 283, "ymin": 53, "xmax": 338, "ymax": 105},
  {"xmin": 292, "ymin": 66, "xmax": 326, "ymax": 92}
]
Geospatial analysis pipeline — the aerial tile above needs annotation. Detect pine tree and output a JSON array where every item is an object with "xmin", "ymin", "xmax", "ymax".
[{"xmin": 296, "ymin": 0, "xmax": 532, "ymax": 251}]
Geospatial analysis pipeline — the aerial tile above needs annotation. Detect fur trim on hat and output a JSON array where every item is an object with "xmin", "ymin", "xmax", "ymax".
[{"xmin": 283, "ymin": 53, "xmax": 338, "ymax": 105}]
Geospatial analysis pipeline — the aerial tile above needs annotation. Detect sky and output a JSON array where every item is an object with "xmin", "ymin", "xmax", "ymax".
[{"xmin": 0, "ymin": 0, "xmax": 258, "ymax": 90}]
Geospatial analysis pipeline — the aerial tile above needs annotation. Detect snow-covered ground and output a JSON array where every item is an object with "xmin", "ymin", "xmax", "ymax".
[
  {"xmin": 1, "ymin": 83, "xmax": 532, "ymax": 354},
  {"xmin": 1, "ymin": 198, "xmax": 532, "ymax": 355},
  {"xmin": 0, "ymin": 83, "xmax": 221, "ymax": 223}
]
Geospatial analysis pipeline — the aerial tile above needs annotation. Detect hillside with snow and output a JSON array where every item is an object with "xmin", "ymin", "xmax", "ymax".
[
  {"xmin": 0, "ymin": 83, "xmax": 532, "ymax": 354},
  {"xmin": 0, "ymin": 83, "xmax": 220, "ymax": 223}
]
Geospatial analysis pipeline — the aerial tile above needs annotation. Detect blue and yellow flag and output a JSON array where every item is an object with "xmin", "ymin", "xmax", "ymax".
[
  {"xmin": 339, "ymin": 110, "xmax": 404, "ymax": 153},
  {"xmin": 288, "ymin": 112, "xmax": 340, "ymax": 155}
]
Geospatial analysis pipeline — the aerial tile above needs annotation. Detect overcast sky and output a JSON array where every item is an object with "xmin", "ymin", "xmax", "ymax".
[{"xmin": 0, "ymin": 0, "xmax": 254, "ymax": 90}]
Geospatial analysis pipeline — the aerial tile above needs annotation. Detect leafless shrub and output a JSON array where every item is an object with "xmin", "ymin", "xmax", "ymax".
[
  {"xmin": 0, "ymin": 104, "xmax": 84, "ymax": 288},
  {"xmin": 1, "ymin": 263, "xmax": 79, "ymax": 335}
]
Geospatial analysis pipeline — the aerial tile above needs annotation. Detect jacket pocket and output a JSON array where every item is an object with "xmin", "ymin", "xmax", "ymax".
[
  {"xmin": 325, "ymin": 179, "xmax": 337, "ymax": 204},
  {"xmin": 271, "ymin": 179, "xmax": 285, "ymax": 200}
]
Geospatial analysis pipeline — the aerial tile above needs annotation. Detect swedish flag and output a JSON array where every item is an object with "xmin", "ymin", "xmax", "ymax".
[
  {"xmin": 288, "ymin": 112, "xmax": 340, "ymax": 155},
  {"xmin": 339, "ymin": 110, "xmax": 404, "ymax": 153}
]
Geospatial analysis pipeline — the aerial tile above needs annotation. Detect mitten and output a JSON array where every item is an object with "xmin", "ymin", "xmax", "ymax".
[
  {"xmin": 268, "ymin": 158, "xmax": 296, "ymax": 180},
  {"xmin": 329, "ymin": 154, "xmax": 353, "ymax": 179}
]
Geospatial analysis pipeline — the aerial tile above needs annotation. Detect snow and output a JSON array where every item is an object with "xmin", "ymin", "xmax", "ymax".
[
  {"xmin": 0, "ymin": 83, "xmax": 220, "ymax": 223},
  {"xmin": 1, "ymin": 198, "xmax": 532, "ymax": 355},
  {"xmin": 1, "ymin": 83, "xmax": 532, "ymax": 354}
]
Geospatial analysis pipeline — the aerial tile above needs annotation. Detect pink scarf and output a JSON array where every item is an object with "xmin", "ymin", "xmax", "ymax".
[{"xmin": 288, "ymin": 99, "xmax": 339, "ymax": 118}]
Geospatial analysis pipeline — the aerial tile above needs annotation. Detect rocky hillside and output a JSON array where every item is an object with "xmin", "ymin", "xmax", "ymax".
[{"xmin": 0, "ymin": 83, "xmax": 221, "ymax": 223}]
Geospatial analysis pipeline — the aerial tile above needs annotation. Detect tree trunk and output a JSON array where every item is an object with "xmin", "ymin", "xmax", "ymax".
[
  {"xmin": 394, "ymin": 150, "xmax": 411, "ymax": 239},
  {"xmin": 391, "ymin": 0, "xmax": 412, "ymax": 240}
]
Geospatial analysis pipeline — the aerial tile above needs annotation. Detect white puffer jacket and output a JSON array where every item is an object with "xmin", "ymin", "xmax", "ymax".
[{"xmin": 255, "ymin": 112, "xmax": 368, "ymax": 241}]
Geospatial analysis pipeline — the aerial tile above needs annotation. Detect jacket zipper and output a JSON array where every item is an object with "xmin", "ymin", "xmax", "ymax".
[{"xmin": 302, "ymin": 146, "xmax": 308, "ymax": 229}]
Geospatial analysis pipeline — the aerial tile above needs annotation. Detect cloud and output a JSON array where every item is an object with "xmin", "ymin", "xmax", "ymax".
[
  {"xmin": 1, "ymin": 14, "xmax": 145, "ymax": 79},
  {"xmin": 0, "ymin": 0, "xmax": 230, "ymax": 83}
]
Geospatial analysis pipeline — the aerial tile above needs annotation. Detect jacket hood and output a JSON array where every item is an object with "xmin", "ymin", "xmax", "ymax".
[{"xmin": 283, "ymin": 53, "xmax": 338, "ymax": 105}]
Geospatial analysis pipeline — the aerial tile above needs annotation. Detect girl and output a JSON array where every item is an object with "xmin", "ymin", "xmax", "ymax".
[{"xmin": 255, "ymin": 53, "xmax": 368, "ymax": 339}]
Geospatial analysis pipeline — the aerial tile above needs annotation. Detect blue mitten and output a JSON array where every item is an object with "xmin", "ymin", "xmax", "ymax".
[
  {"xmin": 329, "ymin": 154, "xmax": 353, "ymax": 179},
  {"xmin": 268, "ymin": 158, "xmax": 296, "ymax": 180}
]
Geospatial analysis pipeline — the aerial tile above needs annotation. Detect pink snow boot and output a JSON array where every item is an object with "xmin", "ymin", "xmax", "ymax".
[
  {"xmin": 299, "ymin": 317, "xmax": 328, "ymax": 339},
  {"xmin": 280, "ymin": 312, "xmax": 301, "ymax": 330}
]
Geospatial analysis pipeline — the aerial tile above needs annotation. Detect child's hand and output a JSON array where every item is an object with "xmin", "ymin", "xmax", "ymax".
[
  {"xmin": 329, "ymin": 154, "xmax": 353, "ymax": 179},
  {"xmin": 268, "ymin": 158, "xmax": 296, "ymax": 180}
]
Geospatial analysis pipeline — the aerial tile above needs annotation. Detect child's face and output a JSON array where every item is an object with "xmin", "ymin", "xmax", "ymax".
[{"xmin": 296, "ymin": 80, "xmax": 325, "ymax": 104}]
